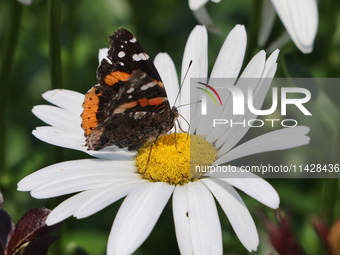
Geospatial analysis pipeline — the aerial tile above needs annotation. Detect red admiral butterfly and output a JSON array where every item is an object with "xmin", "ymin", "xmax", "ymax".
[{"xmin": 81, "ymin": 28, "xmax": 178, "ymax": 151}]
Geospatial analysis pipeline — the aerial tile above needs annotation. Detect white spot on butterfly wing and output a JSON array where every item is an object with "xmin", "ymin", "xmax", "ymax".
[
  {"xmin": 130, "ymin": 37, "xmax": 137, "ymax": 43},
  {"xmin": 132, "ymin": 53, "xmax": 149, "ymax": 61},
  {"xmin": 139, "ymin": 53, "xmax": 149, "ymax": 60},
  {"xmin": 141, "ymin": 81, "xmax": 157, "ymax": 91},
  {"xmin": 132, "ymin": 54, "xmax": 141, "ymax": 61},
  {"xmin": 118, "ymin": 51, "xmax": 126, "ymax": 58},
  {"xmin": 127, "ymin": 88, "xmax": 134, "ymax": 93}
]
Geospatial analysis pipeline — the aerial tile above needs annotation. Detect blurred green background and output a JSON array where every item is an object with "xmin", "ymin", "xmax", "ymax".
[{"xmin": 1, "ymin": 0, "xmax": 340, "ymax": 254}]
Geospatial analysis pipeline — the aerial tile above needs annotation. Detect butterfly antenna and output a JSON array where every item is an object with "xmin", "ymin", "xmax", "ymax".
[
  {"xmin": 173, "ymin": 60, "xmax": 193, "ymax": 107},
  {"xmin": 176, "ymin": 100, "xmax": 202, "ymax": 108}
]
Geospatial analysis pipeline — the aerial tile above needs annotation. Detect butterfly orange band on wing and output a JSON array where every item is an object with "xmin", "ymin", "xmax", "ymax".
[
  {"xmin": 104, "ymin": 71, "xmax": 131, "ymax": 86},
  {"xmin": 81, "ymin": 88, "xmax": 103, "ymax": 136}
]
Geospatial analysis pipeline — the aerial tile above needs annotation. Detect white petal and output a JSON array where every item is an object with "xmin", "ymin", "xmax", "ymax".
[
  {"xmin": 271, "ymin": 0, "xmax": 318, "ymax": 53},
  {"xmin": 262, "ymin": 49, "xmax": 280, "ymax": 77},
  {"xmin": 32, "ymin": 105, "xmax": 81, "ymax": 132},
  {"xmin": 154, "ymin": 53, "xmax": 179, "ymax": 107},
  {"xmin": 180, "ymin": 25, "xmax": 208, "ymax": 131},
  {"xmin": 210, "ymin": 24, "xmax": 247, "ymax": 80},
  {"xmin": 32, "ymin": 126, "xmax": 85, "ymax": 151},
  {"xmin": 207, "ymin": 50, "xmax": 266, "ymax": 143},
  {"xmin": 42, "ymin": 89, "xmax": 85, "ymax": 116},
  {"xmin": 107, "ymin": 182, "xmax": 174, "ymax": 255},
  {"xmin": 18, "ymin": 159, "xmax": 137, "ymax": 194},
  {"xmin": 202, "ymin": 178, "xmax": 259, "ymax": 252},
  {"xmin": 31, "ymin": 169, "xmax": 140, "ymax": 199},
  {"xmin": 18, "ymin": 159, "xmax": 113, "ymax": 191},
  {"xmin": 16, "ymin": 0, "xmax": 33, "ymax": 5},
  {"xmin": 214, "ymin": 51, "xmax": 279, "ymax": 153},
  {"xmin": 195, "ymin": 25, "xmax": 247, "ymax": 136},
  {"xmin": 73, "ymin": 179, "xmax": 147, "ymax": 219},
  {"xmin": 189, "ymin": 0, "xmax": 221, "ymax": 10},
  {"xmin": 216, "ymin": 126, "xmax": 310, "ymax": 164},
  {"xmin": 30, "ymin": 172, "xmax": 137, "ymax": 199},
  {"xmin": 192, "ymin": 6, "xmax": 222, "ymax": 35},
  {"xmin": 240, "ymin": 50, "xmax": 266, "ymax": 77},
  {"xmin": 187, "ymin": 181, "xmax": 222, "ymax": 255},
  {"xmin": 46, "ymin": 189, "xmax": 99, "ymax": 225},
  {"xmin": 172, "ymin": 185, "xmax": 193, "ymax": 255},
  {"xmin": 46, "ymin": 178, "xmax": 147, "ymax": 225},
  {"xmin": 258, "ymin": 0, "xmax": 276, "ymax": 47},
  {"xmin": 31, "ymin": 172, "xmax": 138, "ymax": 199},
  {"xmin": 32, "ymin": 127, "xmax": 134, "ymax": 160},
  {"xmin": 74, "ymin": 178, "xmax": 148, "ymax": 219},
  {"xmin": 216, "ymin": 171, "xmax": 280, "ymax": 209},
  {"xmin": 89, "ymin": 147, "xmax": 136, "ymax": 161},
  {"xmin": 98, "ymin": 48, "xmax": 110, "ymax": 64},
  {"xmin": 189, "ymin": 0, "xmax": 209, "ymax": 11}
]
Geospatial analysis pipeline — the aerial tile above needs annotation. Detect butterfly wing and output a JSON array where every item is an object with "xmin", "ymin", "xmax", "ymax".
[
  {"xmin": 97, "ymin": 28, "xmax": 162, "ymax": 86},
  {"xmin": 81, "ymin": 28, "xmax": 175, "ymax": 151}
]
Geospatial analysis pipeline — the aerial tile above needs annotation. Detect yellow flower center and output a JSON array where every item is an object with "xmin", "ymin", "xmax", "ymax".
[{"xmin": 135, "ymin": 133, "xmax": 217, "ymax": 185}]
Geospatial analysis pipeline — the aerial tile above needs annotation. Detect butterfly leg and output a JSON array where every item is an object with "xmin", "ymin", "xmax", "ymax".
[
  {"xmin": 142, "ymin": 133, "xmax": 160, "ymax": 177},
  {"xmin": 174, "ymin": 123, "xmax": 178, "ymax": 150},
  {"xmin": 177, "ymin": 115, "xmax": 190, "ymax": 139}
]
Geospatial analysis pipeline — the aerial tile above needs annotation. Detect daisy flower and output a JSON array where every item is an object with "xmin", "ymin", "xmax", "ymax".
[
  {"xmin": 189, "ymin": 0, "xmax": 318, "ymax": 53},
  {"xmin": 18, "ymin": 25, "xmax": 310, "ymax": 254}
]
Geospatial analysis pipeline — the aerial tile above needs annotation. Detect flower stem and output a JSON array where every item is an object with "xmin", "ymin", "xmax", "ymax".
[
  {"xmin": 0, "ymin": 0, "xmax": 23, "ymax": 181},
  {"xmin": 312, "ymin": 91, "xmax": 340, "ymax": 224},
  {"xmin": 244, "ymin": 0, "xmax": 262, "ymax": 67},
  {"xmin": 48, "ymin": 0, "xmax": 62, "ymax": 90},
  {"xmin": 318, "ymin": 0, "xmax": 340, "ymax": 222},
  {"xmin": 47, "ymin": 3, "xmax": 65, "ymax": 254},
  {"xmin": 323, "ymin": 0, "xmax": 340, "ymax": 224},
  {"xmin": 324, "ymin": 179, "xmax": 339, "ymax": 224},
  {"xmin": 324, "ymin": 0, "xmax": 340, "ymax": 77},
  {"xmin": 324, "ymin": 106, "xmax": 339, "ymax": 224},
  {"xmin": 48, "ymin": 0, "xmax": 63, "ymax": 164}
]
